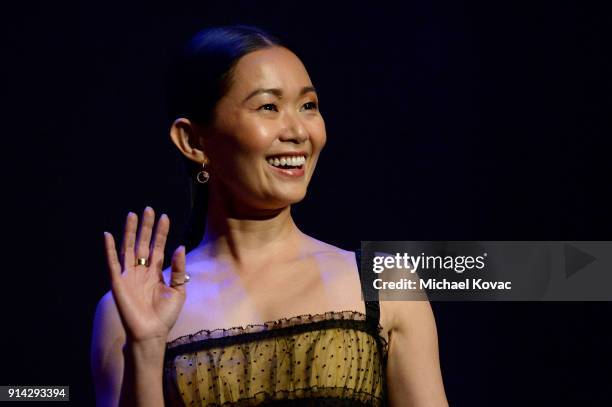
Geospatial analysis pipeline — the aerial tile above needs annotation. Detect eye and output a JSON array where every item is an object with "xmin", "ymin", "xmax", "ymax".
[
  {"xmin": 302, "ymin": 101, "xmax": 318, "ymax": 111},
  {"xmin": 258, "ymin": 103, "xmax": 278, "ymax": 112}
]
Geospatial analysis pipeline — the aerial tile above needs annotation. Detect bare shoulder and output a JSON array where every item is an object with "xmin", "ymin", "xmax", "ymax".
[
  {"xmin": 298, "ymin": 234, "xmax": 364, "ymax": 301},
  {"xmin": 300, "ymin": 234, "xmax": 356, "ymax": 265},
  {"xmin": 383, "ymin": 300, "xmax": 436, "ymax": 334},
  {"xmin": 382, "ymin": 301, "xmax": 448, "ymax": 405},
  {"xmin": 160, "ymin": 248, "xmax": 211, "ymax": 284},
  {"xmin": 92, "ymin": 290, "xmax": 125, "ymax": 341},
  {"xmin": 91, "ymin": 290, "xmax": 126, "ymax": 407},
  {"xmin": 91, "ymin": 290, "xmax": 126, "ymax": 362},
  {"xmin": 300, "ymin": 236, "xmax": 359, "ymax": 283}
]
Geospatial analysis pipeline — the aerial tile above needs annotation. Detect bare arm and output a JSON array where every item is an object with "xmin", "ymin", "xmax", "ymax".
[
  {"xmin": 91, "ymin": 291, "xmax": 167, "ymax": 407},
  {"xmin": 385, "ymin": 300, "xmax": 449, "ymax": 406},
  {"xmin": 91, "ymin": 207, "xmax": 187, "ymax": 406}
]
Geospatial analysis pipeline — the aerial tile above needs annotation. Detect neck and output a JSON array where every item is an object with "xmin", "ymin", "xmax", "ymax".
[{"xmin": 193, "ymin": 184, "xmax": 304, "ymax": 269}]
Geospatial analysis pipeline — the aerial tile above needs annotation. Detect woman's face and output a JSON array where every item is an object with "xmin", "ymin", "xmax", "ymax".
[{"xmin": 201, "ymin": 46, "xmax": 326, "ymax": 211}]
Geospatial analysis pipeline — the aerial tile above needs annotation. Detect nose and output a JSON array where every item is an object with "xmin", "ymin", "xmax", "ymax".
[{"xmin": 279, "ymin": 111, "xmax": 308, "ymax": 143}]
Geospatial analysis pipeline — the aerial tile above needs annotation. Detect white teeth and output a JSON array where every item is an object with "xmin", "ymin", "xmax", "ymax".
[{"xmin": 266, "ymin": 155, "xmax": 306, "ymax": 168}]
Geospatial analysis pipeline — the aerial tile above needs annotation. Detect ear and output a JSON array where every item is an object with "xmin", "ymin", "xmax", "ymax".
[{"xmin": 169, "ymin": 118, "xmax": 209, "ymax": 165}]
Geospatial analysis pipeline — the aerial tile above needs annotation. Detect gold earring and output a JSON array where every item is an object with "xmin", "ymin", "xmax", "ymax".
[{"xmin": 196, "ymin": 162, "xmax": 210, "ymax": 184}]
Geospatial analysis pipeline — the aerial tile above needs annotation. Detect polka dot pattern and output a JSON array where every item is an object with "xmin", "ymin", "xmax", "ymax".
[{"xmin": 163, "ymin": 311, "xmax": 388, "ymax": 406}]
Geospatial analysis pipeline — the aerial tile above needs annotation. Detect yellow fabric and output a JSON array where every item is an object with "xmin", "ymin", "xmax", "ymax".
[{"xmin": 163, "ymin": 311, "xmax": 388, "ymax": 406}]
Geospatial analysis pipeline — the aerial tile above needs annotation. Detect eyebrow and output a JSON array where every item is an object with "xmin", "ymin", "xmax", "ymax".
[{"xmin": 242, "ymin": 86, "xmax": 317, "ymax": 103}]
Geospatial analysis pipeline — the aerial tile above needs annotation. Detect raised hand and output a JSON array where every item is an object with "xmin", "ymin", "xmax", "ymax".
[{"xmin": 103, "ymin": 206, "xmax": 188, "ymax": 344}]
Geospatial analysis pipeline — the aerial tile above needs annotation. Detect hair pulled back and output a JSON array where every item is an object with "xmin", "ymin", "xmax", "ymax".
[{"xmin": 165, "ymin": 25, "xmax": 282, "ymax": 252}]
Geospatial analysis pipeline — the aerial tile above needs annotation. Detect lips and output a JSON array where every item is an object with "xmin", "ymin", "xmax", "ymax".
[
  {"xmin": 265, "ymin": 159, "xmax": 305, "ymax": 178},
  {"xmin": 264, "ymin": 151, "xmax": 309, "ymax": 179},
  {"xmin": 265, "ymin": 151, "xmax": 308, "ymax": 159}
]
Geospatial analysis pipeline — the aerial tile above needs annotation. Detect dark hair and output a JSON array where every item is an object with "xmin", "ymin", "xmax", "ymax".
[{"xmin": 165, "ymin": 25, "xmax": 282, "ymax": 252}]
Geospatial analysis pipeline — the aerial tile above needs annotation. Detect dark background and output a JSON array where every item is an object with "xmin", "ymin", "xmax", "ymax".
[{"xmin": 2, "ymin": 1, "xmax": 611, "ymax": 405}]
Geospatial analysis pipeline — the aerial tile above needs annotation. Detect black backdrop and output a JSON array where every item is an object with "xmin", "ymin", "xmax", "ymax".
[{"xmin": 2, "ymin": 1, "xmax": 611, "ymax": 405}]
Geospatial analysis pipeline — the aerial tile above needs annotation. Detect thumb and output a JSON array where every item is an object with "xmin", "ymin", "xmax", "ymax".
[{"xmin": 169, "ymin": 245, "xmax": 187, "ymax": 290}]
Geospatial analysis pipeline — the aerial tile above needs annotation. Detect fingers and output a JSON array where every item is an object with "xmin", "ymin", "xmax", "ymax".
[
  {"xmin": 121, "ymin": 212, "xmax": 138, "ymax": 270},
  {"xmin": 103, "ymin": 232, "xmax": 122, "ymax": 281},
  {"xmin": 117, "ymin": 207, "xmax": 170, "ymax": 277},
  {"xmin": 169, "ymin": 245, "xmax": 187, "ymax": 290},
  {"xmin": 135, "ymin": 206, "xmax": 155, "ymax": 264},
  {"xmin": 149, "ymin": 213, "xmax": 170, "ymax": 278}
]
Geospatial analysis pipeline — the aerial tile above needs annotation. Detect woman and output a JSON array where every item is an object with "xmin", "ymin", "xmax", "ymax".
[{"xmin": 91, "ymin": 25, "xmax": 448, "ymax": 406}]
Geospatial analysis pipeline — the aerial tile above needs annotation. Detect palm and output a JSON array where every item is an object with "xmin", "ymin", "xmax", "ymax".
[{"xmin": 103, "ymin": 207, "xmax": 188, "ymax": 343}]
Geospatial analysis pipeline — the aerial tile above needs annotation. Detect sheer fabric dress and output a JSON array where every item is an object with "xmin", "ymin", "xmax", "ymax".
[{"xmin": 163, "ymin": 250, "xmax": 389, "ymax": 406}]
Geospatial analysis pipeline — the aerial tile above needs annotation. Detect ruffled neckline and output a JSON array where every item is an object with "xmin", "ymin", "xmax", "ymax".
[{"xmin": 165, "ymin": 310, "xmax": 388, "ymax": 353}]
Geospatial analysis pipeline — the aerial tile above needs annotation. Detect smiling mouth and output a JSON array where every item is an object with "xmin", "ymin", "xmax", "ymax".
[{"xmin": 265, "ymin": 155, "xmax": 307, "ymax": 170}]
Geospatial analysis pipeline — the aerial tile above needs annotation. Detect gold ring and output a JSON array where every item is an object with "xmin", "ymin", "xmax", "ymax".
[{"xmin": 136, "ymin": 257, "xmax": 148, "ymax": 266}]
